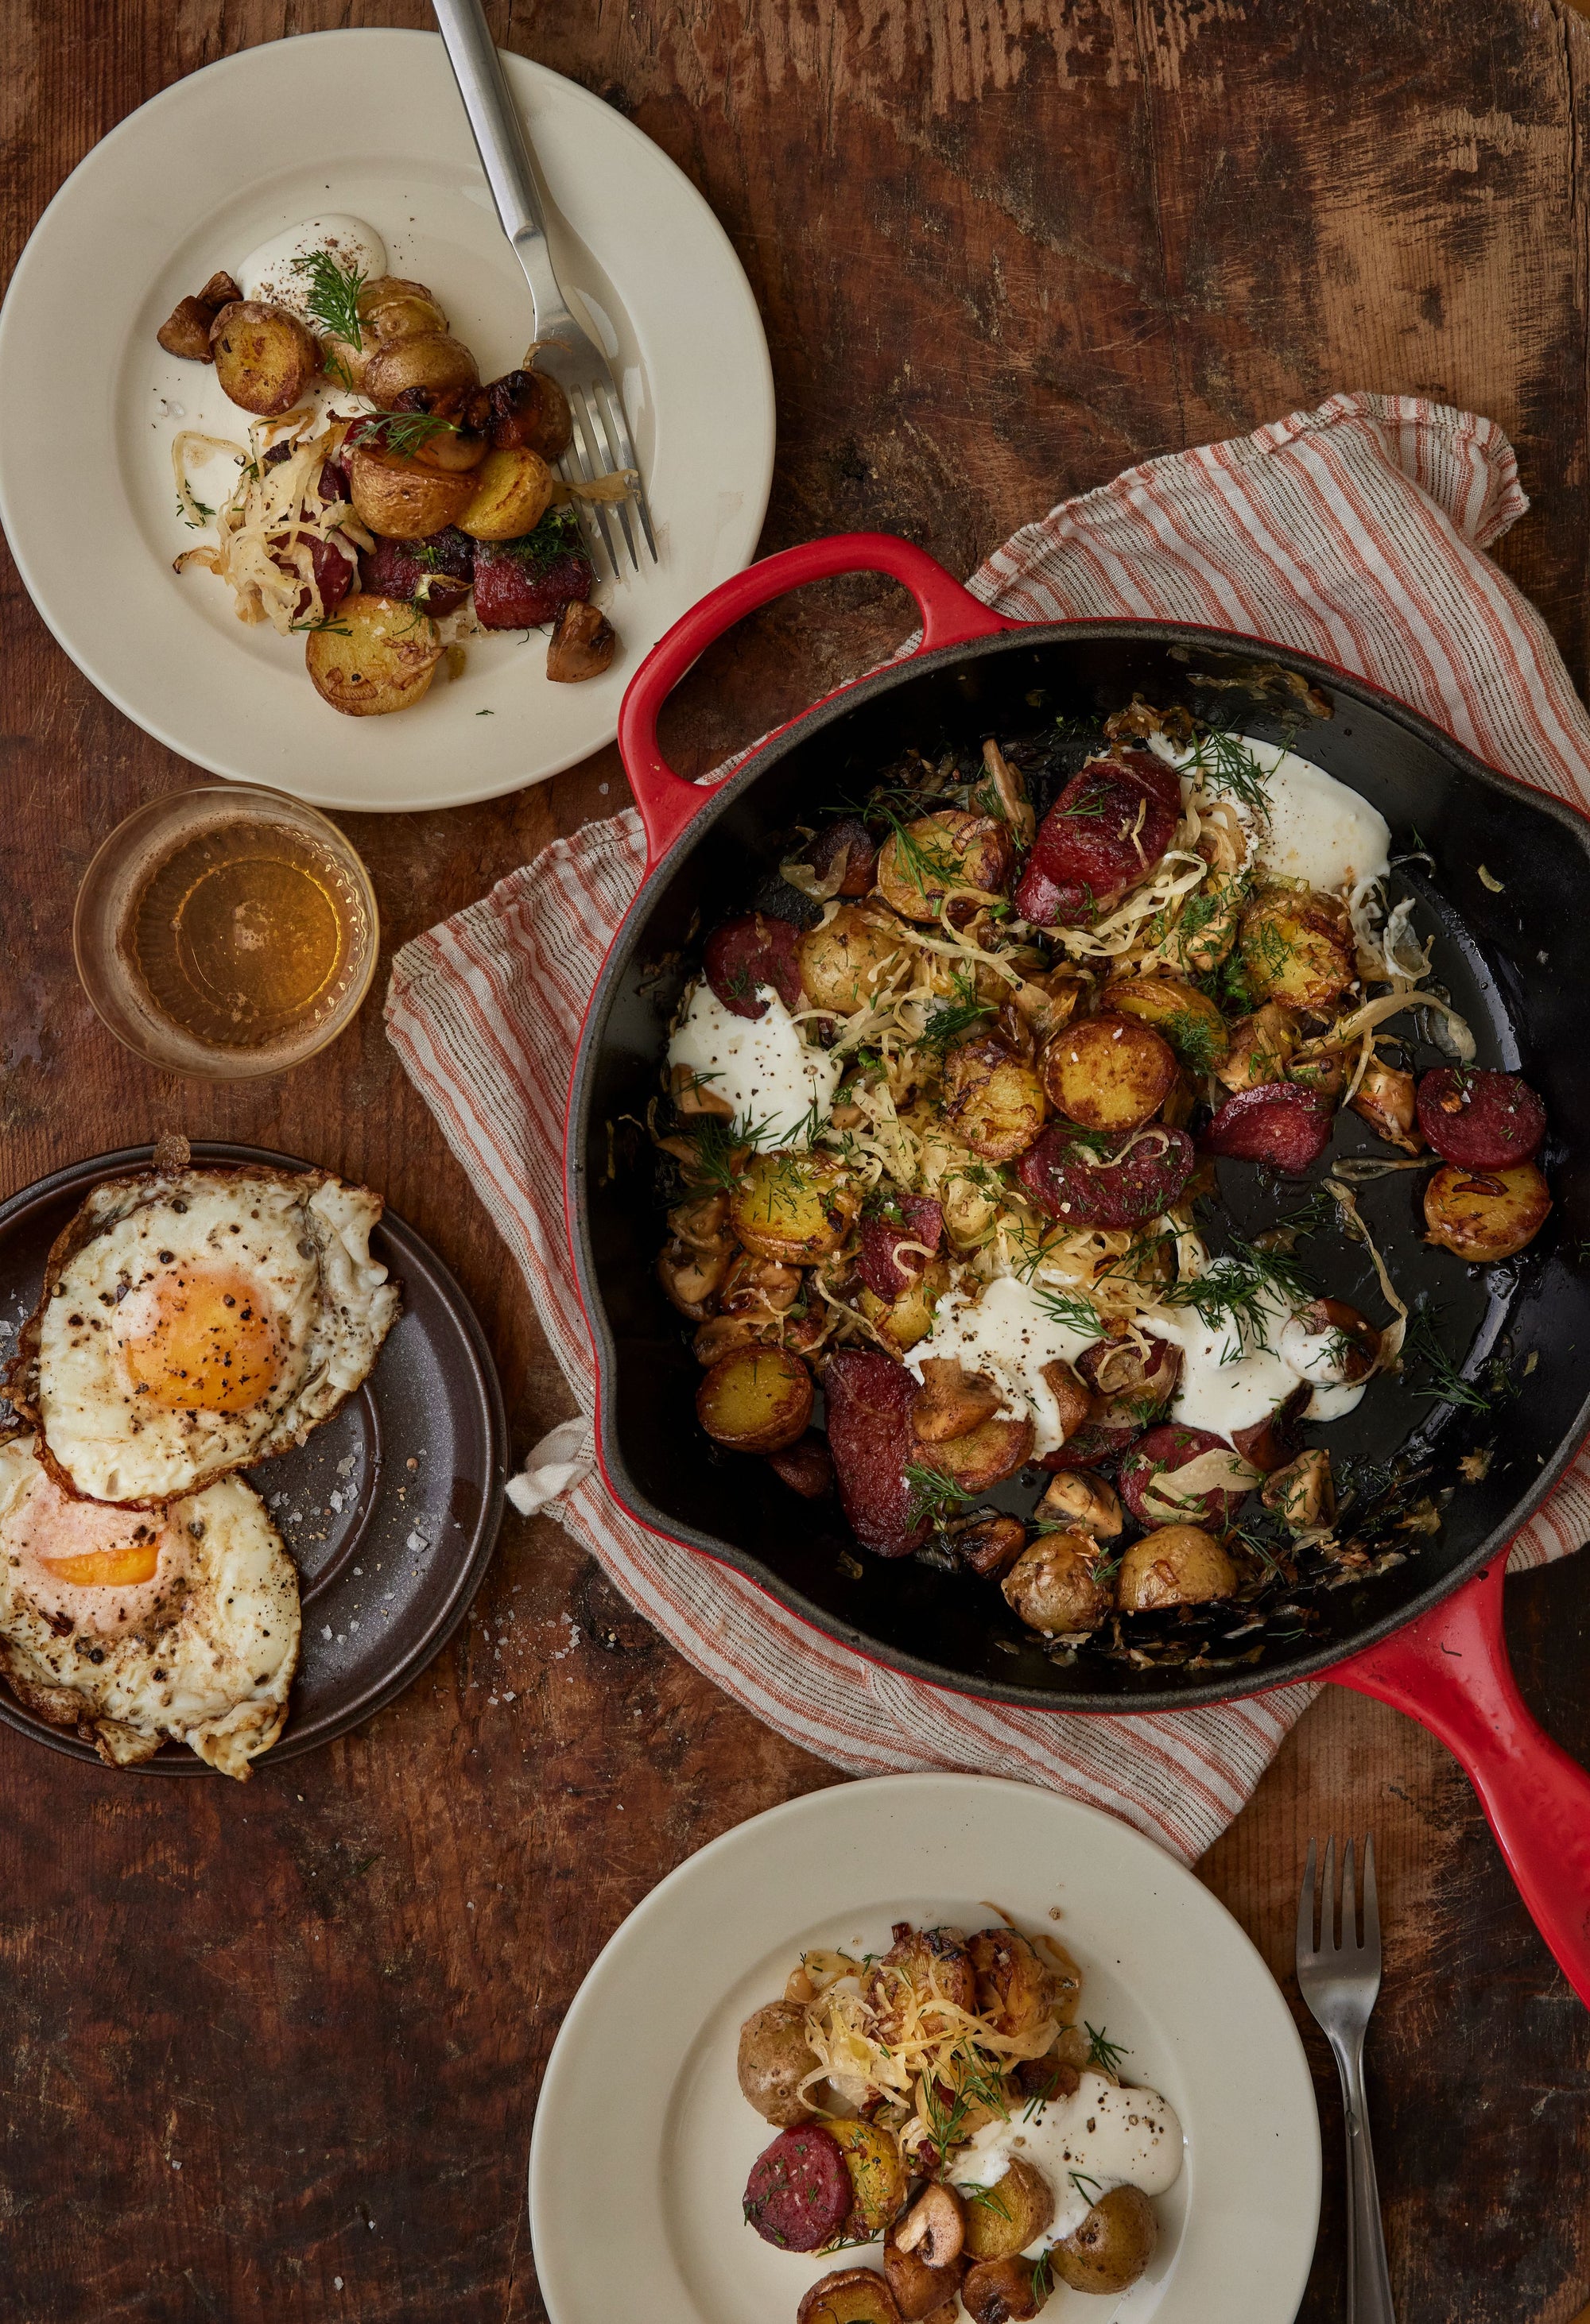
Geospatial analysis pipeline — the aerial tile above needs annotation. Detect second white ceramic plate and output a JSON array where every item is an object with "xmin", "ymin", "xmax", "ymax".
[
  {"xmin": 529, "ymin": 1773, "xmax": 1320, "ymax": 2324},
  {"xmin": 0, "ymin": 29, "xmax": 774, "ymax": 811}
]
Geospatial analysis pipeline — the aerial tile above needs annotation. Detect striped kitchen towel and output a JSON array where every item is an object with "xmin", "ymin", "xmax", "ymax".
[{"xmin": 386, "ymin": 391, "xmax": 1590, "ymax": 1864}]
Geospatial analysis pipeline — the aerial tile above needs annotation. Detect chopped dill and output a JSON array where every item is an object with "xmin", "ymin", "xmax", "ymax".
[
  {"xmin": 362, "ymin": 409, "xmax": 460, "ymax": 460},
  {"xmin": 904, "ymin": 1462, "xmax": 971, "ymax": 1532},
  {"xmin": 287, "ymin": 613, "xmax": 352, "ymax": 636},
  {"xmin": 920, "ymin": 967, "xmax": 995, "ymax": 1055},
  {"xmin": 1185, "ymin": 722, "xmax": 1273, "ymax": 819},
  {"xmin": 1162, "ymin": 1237, "xmax": 1314, "ymax": 1355},
  {"xmin": 1068, "ymin": 2169, "xmax": 1104, "ymax": 2202},
  {"xmin": 1403, "ymin": 1302, "xmax": 1512, "ymax": 1414},
  {"xmin": 291, "ymin": 248, "xmax": 366, "ymax": 348}
]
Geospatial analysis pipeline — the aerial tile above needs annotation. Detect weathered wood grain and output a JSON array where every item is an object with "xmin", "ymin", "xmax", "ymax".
[{"xmin": 0, "ymin": 2, "xmax": 1588, "ymax": 2319}]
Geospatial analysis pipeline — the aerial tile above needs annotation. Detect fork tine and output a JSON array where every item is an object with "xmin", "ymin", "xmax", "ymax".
[
  {"xmin": 1342, "ymin": 1836, "xmax": 1358, "ymax": 1951},
  {"xmin": 582, "ymin": 389, "xmax": 639, "ymax": 571},
  {"xmin": 562, "ymin": 397, "xmax": 619, "ymax": 579},
  {"xmin": 1363, "ymin": 1830, "xmax": 1379, "ymax": 1941},
  {"xmin": 1320, "ymin": 1835, "xmax": 1336, "ymax": 1950},
  {"xmin": 1297, "ymin": 1835, "xmax": 1319, "ymax": 1961},
  {"xmin": 594, "ymin": 379, "xmax": 658, "ymax": 562}
]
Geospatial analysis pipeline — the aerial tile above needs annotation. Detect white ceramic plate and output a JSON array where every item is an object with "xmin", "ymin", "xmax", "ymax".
[
  {"xmin": 529, "ymin": 1774, "xmax": 1320, "ymax": 2324},
  {"xmin": 0, "ymin": 29, "xmax": 774, "ymax": 811}
]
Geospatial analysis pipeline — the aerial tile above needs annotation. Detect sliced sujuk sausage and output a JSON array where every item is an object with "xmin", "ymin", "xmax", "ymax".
[
  {"xmin": 823, "ymin": 1348, "xmax": 933, "ymax": 1557},
  {"xmin": 743, "ymin": 2123, "xmax": 851, "ymax": 2252},
  {"xmin": 1014, "ymin": 754, "xmax": 1179, "ymax": 928},
  {"xmin": 1199, "ymin": 1082, "xmax": 1333, "ymax": 1175},
  {"xmin": 1415, "ymin": 1067, "xmax": 1546, "ymax": 1170},
  {"xmin": 704, "ymin": 912, "xmax": 805, "ymax": 1019},
  {"xmin": 1015, "ymin": 1122, "xmax": 1194, "ymax": 1229},
  {"xmin": 857, "ymin": 1195, "xmax": 944, "ymax": 1300}
]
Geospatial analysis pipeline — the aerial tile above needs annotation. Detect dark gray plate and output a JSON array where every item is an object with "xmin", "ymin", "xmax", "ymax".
[{"xmin": 0, "ymin": 1141, "xmax": 507, "ymax": 1771}]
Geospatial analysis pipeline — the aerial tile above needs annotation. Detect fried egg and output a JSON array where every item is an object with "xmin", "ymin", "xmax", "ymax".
[
  {"xmin": 0, "ymin": 1432, "xmax": 300, "ymax": 1777},
  {"xmin": 10, "ymin": 1164, "xmax": 401, "ymax": 1505}
]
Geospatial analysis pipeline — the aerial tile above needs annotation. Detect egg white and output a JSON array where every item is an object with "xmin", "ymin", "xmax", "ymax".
[
  {"xmin": 18, "ymin": 1165, "xmax": 400, "ymax": 1505},
  {"xmin": 0, "ymin": 1433, "xmax": 300, "ymax": 1777}
]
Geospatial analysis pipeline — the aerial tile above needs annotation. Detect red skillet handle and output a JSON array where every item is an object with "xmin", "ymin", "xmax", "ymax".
[
  {"xmin": 617, "ymin": 531, "xmax": 1019, "ymax": 861},
  {"xmin": 1327, "ymin": 1558, "xmax": 1590, "ymax": 2005}
]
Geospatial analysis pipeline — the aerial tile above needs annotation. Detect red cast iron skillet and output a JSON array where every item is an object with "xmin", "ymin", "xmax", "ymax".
[{"xmin": 568, "ymin": 532, "xmax": 1590, "ymax": 2001}]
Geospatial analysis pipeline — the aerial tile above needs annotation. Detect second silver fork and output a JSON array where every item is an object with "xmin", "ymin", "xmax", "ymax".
[{"xmin": 1296, "ymin": 1835, "xmax": 1396, "ymax": 2324}]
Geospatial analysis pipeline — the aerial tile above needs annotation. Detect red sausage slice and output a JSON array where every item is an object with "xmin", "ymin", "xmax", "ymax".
[
  {"xmin": 823, "ymin": 1349, "xmax": 931, "ymax": 1557},
  {"xmin": 857, "ymin": 1195, "xmax": 944, "ymax": 1300},
  {"xmin": 1415, "ymin": 1067, "xmax": 1546, "ymax": 1170},
  {"xmin": 1119, "ymin": 1423, "xmax": 1255, "ymax": 1526},
  {"xmin": 1015, "ymin": 760, "xmax": 1179, "ymax": 928},
  {"xmin": 1199, "ymin": 1083, "xmax": 1333, "ymax": 1175},
  {"xmin": 1016, "ymin": 1123, "xmax": 1194, "ymax": 1229},
  {"xmin": 743, "ymin": 2124, "xmax": 851, "ymax": 2252},
  {"xmin": 704, "ymin": 912, "xmax": 805, "ymax": 1019}
]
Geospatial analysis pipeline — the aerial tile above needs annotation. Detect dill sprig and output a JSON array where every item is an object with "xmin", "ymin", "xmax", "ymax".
[
  {"xmin": 1403, "ymin": 1302, "xmax": 1511, "ymax": 1414},
  {"xmin": 1084, "ymin": 2022, "xmax": 1127, "ymax": 2075},
  {"xmin": 674, "ymin": 1107, "xmax": 775, "ymax": 1192},
  {"xmin": 919, "ymin": 967, "xmax": 995, "ymax": 1056},
  {"xmin": 1185, "ymin": 722, "xmax": 1273, "ymax": 819},
  {"xmin": 878, "ymin": 806, "xmax": 966, "ymax": 904},
  {"xmin": 1031, "ymin": 1283, "xmax": 1103, "ymax": 1336},
  {"xmin": 1162, "ymin": 1237, "xmax": 1314, "ymax": 1356},
  {"xmin": 903, "ymin": 1462, "xmax": 971, "ymax": 1532},
  {"xmin": 291, "ymin": 249, "xmax": 366, "ymax": 347},
  {"xmin": 362, "ymin": 410, "xmax": 461, "ymax": 460}
]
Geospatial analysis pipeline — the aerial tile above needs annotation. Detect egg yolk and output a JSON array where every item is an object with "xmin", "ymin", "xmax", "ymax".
[
  {"xmin": 39, "ymin": 1541, "xmax": 161, "ymax": 1586},
  {"xmin": 122, "ymin": 1266, "xmax": 281, "ymax": 1412}
]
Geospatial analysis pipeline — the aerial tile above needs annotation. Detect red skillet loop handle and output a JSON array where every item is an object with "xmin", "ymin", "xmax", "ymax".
[
  {"xmin": 617, "ymin": 531, "xmax": 1020, "ymax": 862},
  {"xmin": 1328, "ymin": 1559, "xmax": 1590, "ymax": 2007}
]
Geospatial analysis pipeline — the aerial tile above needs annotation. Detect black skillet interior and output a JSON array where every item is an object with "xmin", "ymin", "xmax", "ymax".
[{"xmin": 571, "ymin": 627, "xmax": 1590, "ymax": 1711}]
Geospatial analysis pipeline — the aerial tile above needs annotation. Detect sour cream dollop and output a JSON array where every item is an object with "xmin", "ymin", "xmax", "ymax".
[
  {"xmin": 1149, "ymin": 1266, "xmax": 1369, "ymax": 1435},
  {"xmin": 952, "ymin": 2068, "xmax": 1184, "ymax": 2248},
  {"xmin": 666, "ymin": 982, "xmax": 840, "ymax": 1147},
  {"xmin": 1162, "ymin": 733, "xmax": 1390, "ymax": 893},
  {"xmin": 236, "ymin": 215, "xmax": 388, "ymax": 323},
  {"xmin": 904, "ymin": 1276, "xmax": 1095, "ymax": 1458}
]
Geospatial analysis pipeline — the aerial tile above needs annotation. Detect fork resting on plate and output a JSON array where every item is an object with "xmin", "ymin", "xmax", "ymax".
[{"xmin": 1297, "ymin": 1834, "xmax": 1396, "ymax": 2324}]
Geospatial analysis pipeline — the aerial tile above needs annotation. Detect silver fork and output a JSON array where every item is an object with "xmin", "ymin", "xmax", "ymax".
[
  {"xmin": 431, "ymin": 0, "xmax": 657, "ymax": 577},
  {"xmin": 1296, "ymin": 1836, "xmax": 1396, "ymax": 2324}
]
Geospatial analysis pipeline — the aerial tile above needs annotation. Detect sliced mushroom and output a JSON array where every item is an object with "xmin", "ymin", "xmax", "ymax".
[
  {"xmin": 1216, "ymin": 1001, "xmax": 1299, "ymax": 1092},
  {"xmin": 1349, "ymin": 1056, "xmax": 1425, "ymax": 1153},
  {"xmin": 657, "ymin": 1234, "xmax": 733, "ymax": 1321},
  {"xmin": 895, "ymin": 2183, "xmax": 966, "ymax": 2270},
  {"xmin": 547, "ymin": 599, "xmax": 617, "ymax": 684},
  {"xmin": 1039, "ymin": 1357, "xmax": 1092, "ymax": 1443},
  {"xmin": 981, "ymin": 738, "xmax": 1036, "ymax": 845},
  {"xmin": 1035, "ymin": 1470, "xmax": 1124, "ymax": 1540},
  {"xmin": 720, "ymin": 1253, "xmax": 805, "ymax": 1318},
  {"xmin": 1262, "ymin": 1447, "xmax": 1336, "ymax": 1532},
  {"xmin": 913, "ymin": 1358, "xmax": 1003, "ymax": 1444},
  {"xmin": 956, "ymin": 1514, "xmax": 1029, "ymax": 1579},
  {"xmin": 670, "ymin": 1062, "xmax": 734, "ymax": 1118}
]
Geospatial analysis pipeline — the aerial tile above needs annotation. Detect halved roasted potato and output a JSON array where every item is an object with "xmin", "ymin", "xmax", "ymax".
[
  {"xmin": 1239, "ymin": 891, "xmax": 1355, "ymax": 1013},
  {"xmin": 208, "ymin": 300, "xmax": 320, "ymax": 416},
  {"xmin": 1103, "ymin": 977, "xmax": 1228, "ymax": 1071},
  {"xmin": 925, "ymin": 1410, "xmax": 1034, "ymax": 1492},
  {"xmin": 798, "ymin": 2270, "xmax": 903, "ymax": 2324},
  {"xmin": 960, "ymin": 2156, "xmax": 1055, "ymax": 2261},
  {"xmin": 827, "ymin": 2118, "xmax": 910, "ymax": 2237},
  {"xmin": 1115, "ymin": 1524, "xmax": 1237, "ymax": 1611},
  {"xmin": 696, "ymin": 1346, "xmax": 812, "ymax": 1451},
  {"xmin": 349, "ymin": 442, "xmax": 478, "ymax": 539},
  {"xmin": 940, "ymin": 1036, "xmax": 1047, "ymax": 1162},
  {"xmin": 305, "ymin": 594, "xmax": 442, "ymax": 717},
  {"xmin": 730, "ymin": 1152, "xmax": 862, "ymax": 1263},
  {"xmin": 876, "ymin": 811, "xmax": 1014, "ymax": 921},
  {"xmin": 1002, "ymin": 1532, "xmax": 1111, "ymax": 1636},
  {"xmin": 797, "ymin": 905, "xmax": 907, "ymax": 1014},
  {"xmin": 458, "ymin": 447, "xmax": 556, "ymax": 539},
  {"xmin": 858, "ymin": 1256, "xmax": 951, "ymax": 1353},
  {"xmin": 1423, "ymin": 1161, "xmax": 1552, "ymax": 1261},
  {"xmin": 1041, "ymin": 1015, "xmax": 1178, "ymax": 1133}
]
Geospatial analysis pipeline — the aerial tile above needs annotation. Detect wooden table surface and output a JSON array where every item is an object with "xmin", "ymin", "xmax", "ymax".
[{"xmin": 3, "ymin": 3, "xmax": 1589, "ymax": 2318}]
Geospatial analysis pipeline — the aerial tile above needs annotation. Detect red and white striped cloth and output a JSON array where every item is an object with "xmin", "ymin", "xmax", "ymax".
[{"xmin": 386, "ymin": 392, "xmax": 1590, "ymax": 1864}]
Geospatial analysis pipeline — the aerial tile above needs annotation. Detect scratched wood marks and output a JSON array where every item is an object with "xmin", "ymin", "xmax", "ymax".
[{"xmin": 0, "ymin": 2, "xmax": 1587, "ymax": 2319}]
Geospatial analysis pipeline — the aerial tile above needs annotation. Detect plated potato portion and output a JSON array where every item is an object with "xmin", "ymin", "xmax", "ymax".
[
  {"xmin": 304, "ymin": 594, "xmax": 442, "ymax": 716},
  {"xmin": 696, "ymin": 1347, "xmax": 812, "ymax": 1452},
  {"xmin": 208, "ymin": 299, "xmax": 319, "ymax": 415}
]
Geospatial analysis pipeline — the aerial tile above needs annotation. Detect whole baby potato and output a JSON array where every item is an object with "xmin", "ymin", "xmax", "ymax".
[
  {"xmin": 940, "ymin": 1036, "xmax": 1048, "ymax": 1163},
  {"xmin": 877, "ymin": 811, "xmax": 1014, "ymax": 922},
  {"xmin": 349, "ymin": 442, "xmax": 477, "ymax": 539},
  {"xmin": 1002, "ymin": 1533, "xmax": 1111, "ymax": 1637},
  {"xmin": 798, "ymin": 905, "xmax": 907, "ymax": 1013},
  {"xmin": 960, "ymin": 2157, "xmax": 1055, "ymax": 2262},
  {"xmin": 1051, "ymin": 2183, "xmax": 1157, "ymax": 2295},
  {"xmin": 362, "ymin": 328, "xmax": 480, "ymax": 411},
  {"xmin": 735, "ymin": 2000, "xmax": 820, "ymax": 2127},
  {"xmin": 1115, "ymin": 1524, "xmax": 1237, "ymax": 1613},
  {"xmin": 1238, "ymin": 891, "xmax": 1355, "ymax": 1013},
  {"xmin": 1041, "ymin": 1016, "xmax": 1178, "ymax": 1133},
  {"xmin": 305, "ymin": 593, "xmax": 441, "ymax": 718},
  {"xmin": 458, "ymin": 447, "xmax": 556, "ymax": 540},
  {"xmin": 208, "ymin": 299, "xmax": 320, "ymax": 416}
]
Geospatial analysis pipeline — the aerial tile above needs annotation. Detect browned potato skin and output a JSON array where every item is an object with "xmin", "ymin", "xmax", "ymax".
[
  {"xmin": 1216, "ymin": 1002, "xmax": 1300, "ymax": 1092},
  {"xmin": 305, "ymin": 593, "xmax": 442, "ymax": 717},
  {"xmin": 867, "ymin": 1926, "xmax": 977, "ymax": 2040},
  {"xmin": 877, "ymin": 812, "xmax": 1014, "ymax": 922},
  {"xmin": 349, "ymin": 442, "xmax": 478, "ymax": 538},
  {"xmin": 1035, "ymin": 1470, "xmax": 1123, "ymax": 1540},
  {"xmin": 1041, "ymin": 1016, "xmax": 1177, "ymax": 1133},
  {"xmin": 961, "ymin": 2156, "xmax": 1055, "ymax": 2261},
  {"xmin": 1115, "ymin": 1524, "xmax": 1237, "ymax": 1611},
  {"xmin": 857, "ymin": 1255, "xmax": 951, "ymax": 1354},
  {"xmin": 798, "ymin": 905, "xmax": 907, "ymax": 1013},
  {"xmin": 1052, "ymin": 2183, "xmax": 1157, "ymax": 2295},
  {"xmin": 885, "ymin": 2223, "xmax": 965, "ymax": 2322},
  {"xmin": 960, "ymin": 2256, "xmax": 1046, "ymax": 2324},
  {"xmin": 1002, "ymin": 1532, "xmax": 1111, "ymax": 1636},
  {"xmin": 735, "ymin": 2000, "xmax": 820, "ymax": 2126},
  {"xmin": 968, "ymin": 1927, "xmax": 1059, "ymax": 2039},
  {"xmin": 1103, "ymin": 977, "xmax": 1229, "ymax": 1069},
  {"xmin": 956, "ymin": 1515, "xmax": 1029, "ymax": 1578},
  {"xmin": 1424, "ymin": 1161, "xmax": 1551, "ymax": 1260},
  {"xmin": 941, "ymin": 1036, "xmax": 1048, "ymax": 1163},
  {"xmin": 486, "ymin": 366, "xmax": 575, "ymax": 457},
  {"xmin": 695, "ymin": 1346, "xmax": 812, "ymax": 1452},
  {"xmin": 208, "ymin": 300, "xmax": 320, "ymax": 416},
  {"xmin": 799, "ymin": 2271, "xmax": 904, "ymax": 2324},
  {"xmin": 363, "ymin": 329, "xmax": 480, "ymax": 411},
  {"xmin": 912, "ymin": 1358, "xmax": 1002, "ymax": 1443},
  {"xmin": 457, "ymin": 447, "xmax": 555, "ymax": 539},
  {"xmin": 730, "ymin": 1153, "xmax": 861, "ymax": 1263},
  {"xmin": 925, "ymin": 1411, "xmax": 1034, "ymax": 1492},
  {"xmin": 1040, "ymin": 1358, "xmax": 1092, "ymax": 1443},
  {"xmin": 1239, "ymin": 891, "xmax": 1355, "ymax": 1013},
  {"xmin": 548, "ymin": 601, "xmax": 617, "ymax": 683},
  {"xmin": 1350, "ymin": 1056, "xmax": 1424, "ymax": 1151},
  {"xmin": 828, "ymin": 2118, "xmax": 910, "ymax": 2237}
]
